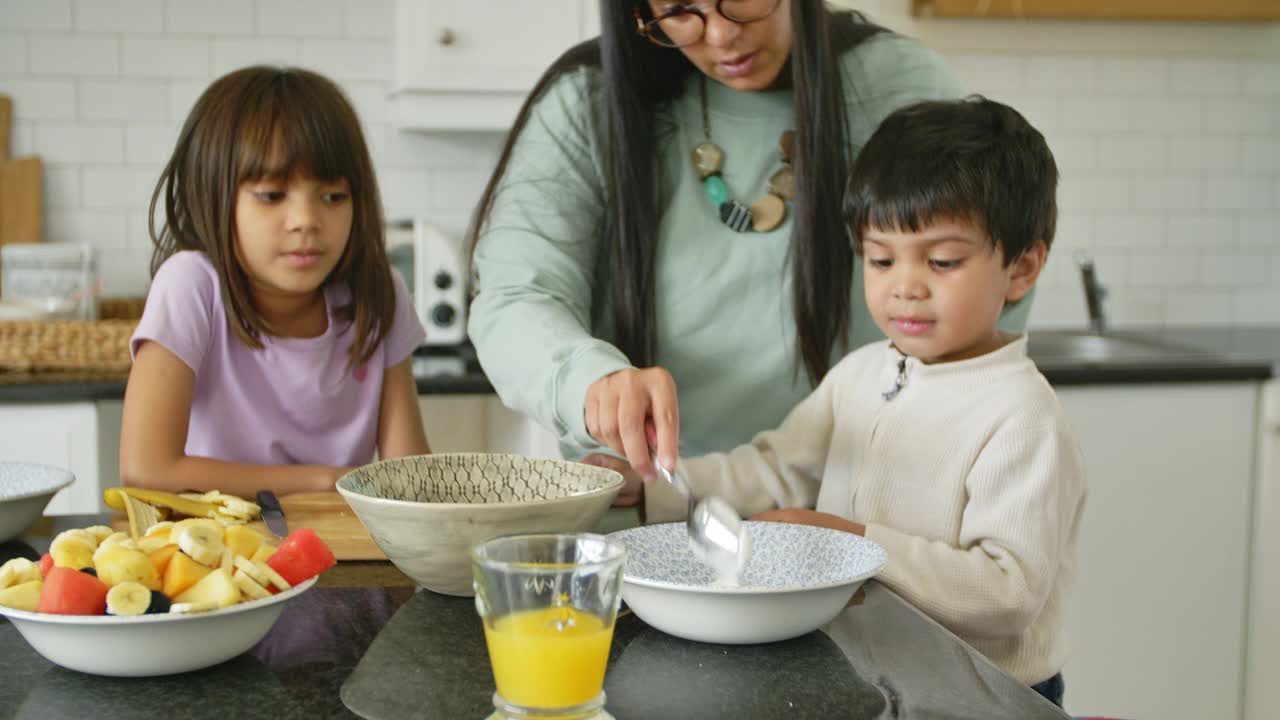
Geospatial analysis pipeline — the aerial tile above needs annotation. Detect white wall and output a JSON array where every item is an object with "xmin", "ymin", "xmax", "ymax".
[{"xmin": 1, "ymin": 0, "xmax": 1278, "ymax": 329}]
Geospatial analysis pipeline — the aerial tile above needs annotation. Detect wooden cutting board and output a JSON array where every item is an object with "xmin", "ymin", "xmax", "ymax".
[
  {"xmin": 110, "ymin": 491, "xmax": 386, "ymax": 561},
  {"xmin": 0, "ymin": 94, "xmax": 44, "ymax": 296}
]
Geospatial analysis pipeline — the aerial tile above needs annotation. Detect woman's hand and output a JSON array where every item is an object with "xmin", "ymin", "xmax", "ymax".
[
  {"xmin": 581, "ymin": 453, "xmax": 643, "ymax": 507},
  {"xmin": 584, "ymin": 367, "xmax": 679, "ymax": 479},
  {"xmin": 750, "ymin": 508, "xmax": 866, "ymax": 536}
]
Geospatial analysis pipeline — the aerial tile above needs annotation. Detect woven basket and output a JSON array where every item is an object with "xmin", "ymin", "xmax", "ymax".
[{"xmin": 0, "ymin": 319, "xmax": 137, "ymax": 373}]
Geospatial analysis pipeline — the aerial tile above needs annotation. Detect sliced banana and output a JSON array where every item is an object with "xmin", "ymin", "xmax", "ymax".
[
  {"xmin": 232, "ymin": 569, "xmax": 271, "ymax": 601},
  {"xmin": 256, "ymin": 561, "xmax": 292, "ymax": 591},
  {"xmin": 233, "ymin": 556, "xmax": 270, "ymax": 586},
  {"xmin": 177, "ymin": 525, "xmax": 224, "ymax": 566},
  {"xmin": 219, "ymin": 546, "xmax": 234, "ymax": 571},
  {"xmin": 0, "ymin": 558, "xmax": 41, "ymax": 590},
  {"xmin": 169, "ymin": 600, "xmax": 219, "ymax": 614},
  {"xmin": 105, "ymin": 581, "xmax": 152, "ymax": 616},
  {"xmin": 93, "ymin": 533, "xmax": 139, "ymax": 565},
  {"xmin": 84, "ymin": 525, "xmax": 115, "ymax": 543},
  {"xmin": 50, "ymin": 535, "xmax": 97, "ymax": 570},
  {"xmin": 51, "ymin": 529, "xmax": 98, "ymax": 552},
  {"xmin": 144, "ymin": 521, "xmax": 175, "ymax": 538}
]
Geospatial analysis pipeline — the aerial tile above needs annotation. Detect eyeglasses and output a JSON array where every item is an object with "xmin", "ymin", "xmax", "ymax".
[{"xmin": 633, "ymin": 0, "xmax": 784, "ymax": 48}]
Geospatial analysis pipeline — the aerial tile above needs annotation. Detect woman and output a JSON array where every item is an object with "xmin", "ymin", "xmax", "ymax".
[{"xmin": 467, "ymin": 0, "xmax": 1031, "ymax": 483}]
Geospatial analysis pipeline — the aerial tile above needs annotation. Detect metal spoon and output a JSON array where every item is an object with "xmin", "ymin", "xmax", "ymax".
[{"xmin": 653, "ymin": 456, "xmax": 751, "ymax": 585}]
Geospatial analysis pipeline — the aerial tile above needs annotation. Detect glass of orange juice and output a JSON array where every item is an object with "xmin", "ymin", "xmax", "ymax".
[{"xmin": 471, "ymin": 532, "xmax": 627, "ymax": 720}]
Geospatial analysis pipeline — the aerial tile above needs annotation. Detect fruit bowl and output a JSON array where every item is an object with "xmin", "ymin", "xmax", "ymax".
[
  {"xmin": 337, "ymin": 453, "xmax": 623, "ymax": 596},
  {"xmin": 0, "ymin": 462, "xmax": 75, "ymax": 543},
  {"xmin": 0, "ymin": 576, "xmax": 317, "ymax": 677},
  {"xmin": 610, "ymin": 522, "xmax": 886, "ymax": 644}
]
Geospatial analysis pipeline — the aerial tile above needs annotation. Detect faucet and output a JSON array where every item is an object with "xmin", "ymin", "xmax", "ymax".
[{"xmin": 1075, "ymin": 252, "xmax": 1107, "ymax": 335}]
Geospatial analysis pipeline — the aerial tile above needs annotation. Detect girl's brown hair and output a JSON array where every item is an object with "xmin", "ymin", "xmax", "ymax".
[{"xmin": 149, "ymin": 65, "xmax": 394, "ymax": 369}]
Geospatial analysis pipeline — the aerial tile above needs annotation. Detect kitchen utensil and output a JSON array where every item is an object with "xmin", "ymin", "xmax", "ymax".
[
  {"xmin": 336, "ymin": 453, "xmax": 622, "ymax": 596},
  {"xmin": 256, "ymin": 490, "xmax": 289, "ymax": 538},
  {"xmin": 652, "ymin": 455, "xmax": 750, "ymax": 585},
  {"xmin": 609, "ymin": 522, "xmax": 886, "ymax": 644}
]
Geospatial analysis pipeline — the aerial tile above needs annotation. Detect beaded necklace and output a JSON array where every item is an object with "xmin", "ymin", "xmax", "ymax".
[{"xmin": 690, "ymin": 77, "xmax": 795, "ymax": 233}]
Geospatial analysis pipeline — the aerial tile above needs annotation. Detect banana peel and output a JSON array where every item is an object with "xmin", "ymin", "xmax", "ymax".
[{"xmin": 104, "ymin": 488, "xmax": 258, "ymax": 539}]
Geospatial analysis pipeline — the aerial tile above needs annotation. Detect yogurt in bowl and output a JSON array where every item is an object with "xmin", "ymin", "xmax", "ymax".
[{"xmin": 609, "ymin": 521, "xmax": 886, "ymax": 644}]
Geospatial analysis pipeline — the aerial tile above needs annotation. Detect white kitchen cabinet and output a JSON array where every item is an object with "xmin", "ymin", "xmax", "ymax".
[
  {"xmin": 1244, "ymin": 378, "xmax": 1280, "ymax": 720},
  {"xmin": 418, "ymin": 394, "xmax": 560, "ymax": 458},
  {"xmin": 1058, "ymin": 382, "xmax": 1258, "ymax": 720},
  {"xmin": 391, "ymin": 0, "xmax": 599, "ymax": 131},
  {"xmin": 0, "ymin": 401, "xmax": 117, "ymax": 515}
]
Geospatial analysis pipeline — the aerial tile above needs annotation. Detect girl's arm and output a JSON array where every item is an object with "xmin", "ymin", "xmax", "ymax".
[
  {"xmin": 376, "ymin": 356, "xmax": 430, "ymax": 459},
  {"xmin": 119, "ymin": 341, "xmax": 346, "ymax": 496}
]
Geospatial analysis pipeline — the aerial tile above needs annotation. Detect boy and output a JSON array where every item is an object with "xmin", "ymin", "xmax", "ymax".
[{"xmin": 606, "ymin": 97, "xmax": 1087, "ymax": 707}]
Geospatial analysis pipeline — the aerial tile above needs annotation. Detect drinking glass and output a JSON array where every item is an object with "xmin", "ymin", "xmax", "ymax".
[{"xmin": 471, "ymin": 532, "xmax": 627, "ymax": 720}]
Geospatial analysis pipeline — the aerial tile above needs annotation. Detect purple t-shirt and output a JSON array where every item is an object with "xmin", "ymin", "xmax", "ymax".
[{"xmin": 130, "ymin": 251, "xmax": 425, "ymax": 467}]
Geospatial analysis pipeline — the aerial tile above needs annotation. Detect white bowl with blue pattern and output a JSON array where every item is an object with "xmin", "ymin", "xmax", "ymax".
[
  {"xmin": 0, "ymin": 462, "xmax": 75, "ymax": 543},
  {"xmin": 610, "ymin": 521, "xmax": 886, "ymax": 644}
]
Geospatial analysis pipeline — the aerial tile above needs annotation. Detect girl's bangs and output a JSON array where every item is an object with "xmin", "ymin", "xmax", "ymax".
[{"xmin": 234, "ymin": 78, "xmax": 356, "ymax": 184}]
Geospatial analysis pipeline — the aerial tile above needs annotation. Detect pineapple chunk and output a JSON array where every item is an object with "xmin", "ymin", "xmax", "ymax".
[
  {"xmin": 174, "ymin": 568, "xmax": 241, "ymax": 608},
  {"xmin": 0, "ymin": 579, "xmax": 43, "ymax": 612}
]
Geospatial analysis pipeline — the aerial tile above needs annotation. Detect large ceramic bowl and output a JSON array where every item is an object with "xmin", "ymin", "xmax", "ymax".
[
  {"xmin": 610, "ymin": 522, "xmax": 886, "ymax": 644},
  {"xmin": 0, "ymin": 462, "xmax": 75, "ymax": 542},
  {"xmin": 336, "ymin": 453, "xmax": 623, "ymax": 596},
  {"xmin": 0, "ymin": 577, "xmax": 317, "ymax": 677}
]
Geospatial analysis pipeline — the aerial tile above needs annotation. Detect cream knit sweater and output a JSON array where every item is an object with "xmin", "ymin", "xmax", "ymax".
[{"xmin": 645, "ymin": 336, "xmax": 1087, "ymax": 684}]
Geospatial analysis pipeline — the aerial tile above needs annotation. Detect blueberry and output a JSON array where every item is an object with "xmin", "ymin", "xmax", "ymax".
[
  {"xmin": 79, "ymin": 567, "xmax": 98, "ymax": 576},
  {"xmin": 146, "ymin": 591, "xmax": 171, "ymax": 615}
]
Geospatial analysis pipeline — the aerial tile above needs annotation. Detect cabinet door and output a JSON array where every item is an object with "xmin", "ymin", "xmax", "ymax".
[
  {"xmin": 395, "ymin": 0, "xmax": 586, "ymax": 92},
  {"xmin": 0, "ymin": 403, "xmax": 100, "ymax": 515},
  {"xmin": 1058, "ymin": 383, "xmax": 1256, "ymax": 720}
]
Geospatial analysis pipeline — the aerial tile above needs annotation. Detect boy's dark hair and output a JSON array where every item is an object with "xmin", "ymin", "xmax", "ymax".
[{"xmin": 844, "ymin": 96, "xmax": 1058, "ymax": 265}]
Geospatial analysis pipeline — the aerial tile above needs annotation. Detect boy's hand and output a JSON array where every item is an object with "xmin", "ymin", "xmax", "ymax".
[
  {"xmin": 751, "ymin": 508, "xmax": 866, "ymax": 536},
  {"xmin": 581, "ymin": 453, "xmax": 644, "ymax": 507}
]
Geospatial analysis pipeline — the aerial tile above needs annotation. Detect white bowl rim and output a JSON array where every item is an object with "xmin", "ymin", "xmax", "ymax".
[
  {"xmin": 0, "ymin": 462, "xmax": 75, "ymax": 502},
  {"xmin": 336, "ymin": 452, "xmax": 624, "ymax": 510},
  {"xmin": 611, "ymin": 523, "xmax": 887, "ymax": 596},
  {"xmin": 0, "ymin": 576, "xmax": 317, "ymax": 625}
]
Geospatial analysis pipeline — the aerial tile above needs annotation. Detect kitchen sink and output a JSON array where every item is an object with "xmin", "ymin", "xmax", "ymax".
[{"xmin": 1027, "ymin": 331, "xmax": 1217, "ymax": 364}]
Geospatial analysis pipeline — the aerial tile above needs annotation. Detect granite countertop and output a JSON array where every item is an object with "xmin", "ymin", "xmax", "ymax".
[
  {"xmin": 1, "ymin": 514, "xmax": 1069, "ymax": 720},
  {"xmin": 1, "ymin": 327, "xmax": 1276, "ymax": 404}
]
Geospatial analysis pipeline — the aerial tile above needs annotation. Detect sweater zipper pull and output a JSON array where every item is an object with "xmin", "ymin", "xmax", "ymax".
[{"xmin": 882, "ymin": 357, "xmax": 908, "ymax": 401}]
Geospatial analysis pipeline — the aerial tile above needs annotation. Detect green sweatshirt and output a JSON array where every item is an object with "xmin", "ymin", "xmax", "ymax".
[{"xmin": 470, "ymin": 32, "xmax": 1032, "ymax": 460}]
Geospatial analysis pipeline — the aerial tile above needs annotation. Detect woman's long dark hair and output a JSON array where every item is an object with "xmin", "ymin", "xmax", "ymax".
[{"xmin": 468, "ymin": 1, "xmax": 885, "ymax": 384}]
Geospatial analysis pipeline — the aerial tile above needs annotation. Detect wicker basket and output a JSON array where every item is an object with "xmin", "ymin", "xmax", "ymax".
[{"xmin": 0, "ymin": 319, "xmax": 137, "ymax": 373}]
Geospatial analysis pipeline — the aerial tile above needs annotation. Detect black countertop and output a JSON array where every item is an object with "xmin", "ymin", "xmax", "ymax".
[
  {"xmin": 1, "ymin": 515, "xmax": 1069, "ymax": 720},
  {"xmin": 1, "ymin": 327, "xmax": 1276, "ymax": 404}
]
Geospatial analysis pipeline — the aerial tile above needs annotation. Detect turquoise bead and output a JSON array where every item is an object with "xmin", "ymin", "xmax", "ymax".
[{"xmin": 703, "ymin": 175, "xmax": 728, "ymax": 206}]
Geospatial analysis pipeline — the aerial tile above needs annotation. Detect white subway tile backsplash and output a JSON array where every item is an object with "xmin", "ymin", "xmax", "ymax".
[
  {"xmin": 299, "ymin": 39, "xmax": 388, "ymax": 82},
  {"xmin": 124, "ymin": 124, "xmax": 177, "ymax": 164},
  {"xmin": 127, "ymin": 210, "xmax": 158, "ymax": 250},
  {"xmin": 79, "ymin": 79, "xmax": 169, "ymax": 121},
  {"xmin": 5, "ymin": 0, "xmax": 72, "ymax": 30},
  {"xmin": 1167, "ymin": 214, "xmax": 1237, "ymax": 247},
  {"xmin": 948, "ymin": 54, "xmax": 1024, "ymax": 94},
  {"xmin": 1133, "ymin": 175, "xmax": 1202, "ymax": 211},
  {"xmin": 1164, "ymin": 289, "xmax": 1235, "ymax": 325},
  {"xmin": 45, "ymin": 208, "xmax": 128, "ymax": 247},
  {"xmin": 10, "ymin": 121, "xmax": 33, "ymax": 155},
  {"xmin": 1203, "ymin": 176, "xmax": 1272, "ymax": 211},
  {"xmin": 1105, "ymin": 287, "xmax": 1165, "ymax": 326},
  {"xmin": 122, "ymin": 36, "xmax": 209, "ymax": 78},
  {"xmin": 1025, "ymin": 56, "xmax": 1097, "ymax": 94},
  {"xmin": 1046, "ymin": 134, "xmax": 1096, "ymax": 171},
  {"xmin": 34, "ymin": 124, "xmax": 123, "ymax": 163},
  {"xmin": 1240, "ymin": 139, "xmax": 1280, "ymax": 175},
  {"xmin": 999, "ymin": 95, "xmax": 1059, "ymax": 132},
  {"xmin": 1171, "ymin": 59, "xmax": 1243, "ymax": 96},
  {"xmin": 212, "ymin": 38, "xmax": 301, "ymax": 75},
  {"xmin": 1131, "ymin": 97, "xmax": 1202, "ymax": 133},
  {"xmin": 1061, "ymin": 97, "xmax": 1130, "ymax": 132},
  {"xmin": 1129, "ymin": 253, "xmax": 1198, "ymax": 287},
  {"xmin": 431, "ymin": 168, "xmax": 493, "ymax": 212},
  {"xmin": 1203, "ymin": 99, "xmax": 1274, "ymax": 135},
  {"xmin": 1094, "ymin": 135, "xmax": 1164, "ymax": 171},
  {"xmin": 1059, "ymin": 174, "xmax": 1133, "ymax": 211},
  {"xmin": 1167, "ymin": 136, "xmax": 1241, "ymax": 171},
  {"xmin": 0, "ymin": 34, "xmax": 27, "ymax": 73},
  {"xmin": 1238, "ymin": 214, "xmax": 1280, "ymax": 248},
  {"xmin": 256, "ymin": 0, "xmax": 342, "ymax": 38},
  {"xmin": 29, "ymin": 33, "xmax": 118, "ymax": 76},
  {"xmin": 1233, "ymin": 289, "xmax": 1280, "ymax": 325},
  {"xmin": 96, "ymin": 246, "xmax": 153, "ymax": 296},
  {"xmin": 82, "ymin": 166, "xmax": 162, "ymax": 209},
  {"xmin": 376, "ymin": 168, "xmax": 433, "ymax": 215},
  {"xmin": 168, "ymin": 80, "xmax": 207, "ymax": 122},
  {"xmin": 165, "ymin": 0, "xmax": 253, "ymax": 35},
  {"xmin": 74, "ymin": 0, "xmax": 163, "ymax": 33},
  {"xmin": 1242, "ymin": 62, "xmax": 1280, "ymax": 97},
  {"xmin": 42, "ymin": 165, "xmax": 80, "ymax": 209},
  {"xmin": 1053, "ymin": 214, "xmax": 1092, "ymax": 251},
  {"xmin": 1099, "ymin": 58, "xmax": 1170, "ymax": 96},
  {"xmin": 373, "ymin": 128, "xmax": 503, "ymax": 170},
  {"xmin": 1027, "ymin": 288, "xmax": 1087, "ymax": 329},
  {"xmin": 0, "ymin": 79, "xmax": 75, "ymax": 119},
  {"xmin": 341, "ymin": 0, "xmax": 392, "ymax": 39},
  {"xmin": 1095, "ymin": 214, "xmax": 1165, "ymax": 247},
  {"xmin": 1199, "ymin": 251, "xmax": 1271, "ymax": 286},
  {"xmin": 340, "ymin": 81, "xmax": 390, "ymax": 124}
]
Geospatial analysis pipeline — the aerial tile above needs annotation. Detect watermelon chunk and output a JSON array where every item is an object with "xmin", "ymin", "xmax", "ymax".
[
  {"xmin": 37, "ymin": 566, "xmax": 109, "ymax": 615},
  {"xmin": 266, "ymin": 528, "xmax": 336, "ymax": 586},
  {"xmin": 38, "ymin": 553, "xmax": 53, "ymax": 577}
]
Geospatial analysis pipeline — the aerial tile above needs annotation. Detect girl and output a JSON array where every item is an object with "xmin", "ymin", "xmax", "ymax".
[{"xmin": 120, "ymin": 66, "xmax": 430, "ymax": 496}]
